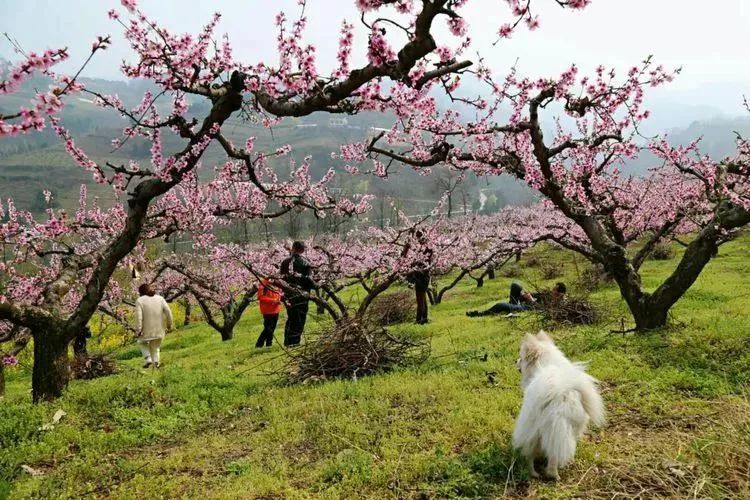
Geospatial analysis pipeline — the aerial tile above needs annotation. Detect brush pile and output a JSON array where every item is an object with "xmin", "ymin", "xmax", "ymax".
[
  {"xmin": 284, "ymin": 318, "xmax": 429, "ymax": 384},
  {"xmin": 577, "ymin": 264, "xmax": 613, "ymax": 291},
  {"xmin": 649, "ymin": 241, "xmax": 676, "ymax": 260},
  {"xmin": 365, "ymin": 290, "xmax": 415, "ymax": 326},
  {"xmin": 539, "ymin": 295, "xmax": 600, "ymax": 325},
  {"xmin": 70, "ymin": 353, "xmax": 118, "ymax": 380},
  {"xmin": 539, "ymin": 261, "xmax": 564, "ymax": 279}
]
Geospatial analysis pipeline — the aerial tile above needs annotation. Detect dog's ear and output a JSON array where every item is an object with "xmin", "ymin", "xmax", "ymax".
[
  {"xmin": 536, "ymin": 330, "xmax": 554, "ymax": 344},
  {"xmin": 520, "ymin": 334, "xmax": 544, "ymax": 364}
]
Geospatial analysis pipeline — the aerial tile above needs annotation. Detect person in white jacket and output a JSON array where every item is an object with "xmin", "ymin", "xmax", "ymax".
[{"xmin": 135, "ymin": 284, "xmax": 174, "ymax": 368}]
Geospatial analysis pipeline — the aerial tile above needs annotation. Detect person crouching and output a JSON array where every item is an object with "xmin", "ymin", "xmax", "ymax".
[
  {"xmin": 135, "ymin": 284, "xmax": 174, "ymax": 368},
  {"xmin": 256, "ymin": 278, "xmax": 282, "ymax": 348}
]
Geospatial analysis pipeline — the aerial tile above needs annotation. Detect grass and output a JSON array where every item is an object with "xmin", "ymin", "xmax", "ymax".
[{"xmin": 2, "ymin": 235, "xmax": 750, "ymax": 498}]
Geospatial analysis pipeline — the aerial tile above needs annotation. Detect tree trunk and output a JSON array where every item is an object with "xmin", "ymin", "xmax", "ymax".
[
  {"xmin": 183, "ymin": 299, "xmax": 191, "ymax": 326},
  {"xmin": 487, "ymin": 266, "xmax": 495, "ymax": 279},
  {"xmin": 32, "ymin": 330, "xmax": 70, "ymax": 403},
  {"xmin": 220, "ymin": 328, "xmax": 234, "ymax": 341},
  {"xmin": 630, "ymin": 302, "xmax": 669, "ymax": 330},
  {"xmin": 316, "ymin": 290, "xmax": 326, "ymax": 314},
  {"xmin": 605, "ymin": 247, "xmax": 672, "ymax": 331},
  {"xmin": 476, "ymin": 277, "xmax": 484, "ymax": 288},
  {"xmin": 357, "ymin": 275, "xmax": 398, "ymax": 318}
]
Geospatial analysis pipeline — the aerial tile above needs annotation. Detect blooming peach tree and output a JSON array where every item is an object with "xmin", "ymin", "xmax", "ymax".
[
  {"xmin": 364, "ymin": 56, "xmax": 749, "ymax": 329},
  {"xmin": 2, "ymin": 0, "xmax": 597, "ymax": 400}
]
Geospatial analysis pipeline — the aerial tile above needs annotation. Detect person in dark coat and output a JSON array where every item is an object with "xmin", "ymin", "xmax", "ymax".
[
  {"xmin": 72, "ymin": 326, "xmax": 92, "ymax": 358},
  {"xmin": 406, "ymin": 230, "xmax": 433, "ymax": 325},
  {"xmin": 280, "ymin": 241, "xmax": 316, "ymax": 346}
]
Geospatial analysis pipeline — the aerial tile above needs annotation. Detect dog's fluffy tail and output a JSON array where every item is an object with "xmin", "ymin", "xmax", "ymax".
[
  {"xmin": 538, "ymin": 390, "xmax": 584, "ymax": 467},
  {"xmin": 578, "ymin": 374, "xmax": 606, "ymax": 428},
  {"xmin": 542, "ymin": 383, "xmax": 605, "ymax": 467}
]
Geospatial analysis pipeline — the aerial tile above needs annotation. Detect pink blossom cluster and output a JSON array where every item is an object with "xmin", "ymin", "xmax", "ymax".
[
  {"xmin": 1, "ymin": 354, "xmax": 19, "ymax": 367},
  {"xmin": 0, "ymin": 187, "xmax": 127, "ymax": 310},
  {"xmin": 1, "ymin": 36, "xmax": 111, "ymax": 137},
  {"xmin": 0, "ymin": 49, "xmax": 69, "ymax": 136},
  {"xmin": 0, "ymin": 48, "xmax": 68, "ymax": 95}
]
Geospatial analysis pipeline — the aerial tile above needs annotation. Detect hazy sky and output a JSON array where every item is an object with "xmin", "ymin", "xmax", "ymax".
[{"xmin": 2, "ymin": 0, "xmax": 749, "ymax": 119}]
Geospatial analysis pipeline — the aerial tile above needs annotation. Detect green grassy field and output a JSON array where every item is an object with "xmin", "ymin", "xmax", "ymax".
[{"xmin": 2, "ymin": 236, "xmax": 750, "ymax": 499}]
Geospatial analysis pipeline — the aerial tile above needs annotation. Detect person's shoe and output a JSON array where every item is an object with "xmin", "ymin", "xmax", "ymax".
[
  {"xmin": 143, "ymin": 361, "xmax": 152, "ymax": 369},
  {"xmin": 154, "ymin": 362, "xmax": 161, "ymax": 369}
]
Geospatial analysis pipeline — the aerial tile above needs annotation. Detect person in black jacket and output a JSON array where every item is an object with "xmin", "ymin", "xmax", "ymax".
[
  {"xmin": 280, "ymin": 241, "xmax": 316, "ymax": 346},
  {"xmin": 72, "ymin": 326, "xmax": 92, "ymax": 358},
  {"xmin": 406, "ymin": 230, "xmax": 433, "ymax": 325}
]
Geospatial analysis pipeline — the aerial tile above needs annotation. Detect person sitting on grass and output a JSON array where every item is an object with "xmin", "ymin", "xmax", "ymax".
[{"xmin": 466, "ymin": 282, "xmax": 567, "ymax": 317}]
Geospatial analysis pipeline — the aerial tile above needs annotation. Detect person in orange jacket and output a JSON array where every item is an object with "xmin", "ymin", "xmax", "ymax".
[{"xmin": 256, "ymin": 278, "xmax": 283, "ymax": 348}]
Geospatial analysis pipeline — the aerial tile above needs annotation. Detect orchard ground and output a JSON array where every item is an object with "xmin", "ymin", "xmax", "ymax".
[{"xmin": 2, "ymin": 236, "xmax": 750, "ymax": 499}]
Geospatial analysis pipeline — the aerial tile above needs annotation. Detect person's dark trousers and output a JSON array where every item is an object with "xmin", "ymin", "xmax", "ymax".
[
  {"xmin": 509, "ymin": 282, "xmax": 524, "ymax": 304},
  {"xmin": 284, "ymin": 298, "xmax": 309, "ymax": 346},
  {"xmin": 73, "ymin": 327, "xmax": 91, "ymax": 357},
  {"xmin": 72, "ymin": 336, "xmax": 87, "ymax": 357},
  {"xmin": 256, "ymin": 314, "xmax": 279, "ymax": 348},
  {"xmin": 468, "ymin": 301, "xmax": 528, "ymax": 317},
  {"xmin": 415, "ymin": 286, "xmax": 429, "ymax": 324},
  {"xmin": 482, "ymin": 302, "xmax": 527, "ymax": 315}
]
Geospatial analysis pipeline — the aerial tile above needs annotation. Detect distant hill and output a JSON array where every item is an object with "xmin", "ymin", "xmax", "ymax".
[
  {"xmin": 3, "ymin": 71, "xmax": 744, "ymax": 217},
  {"xmin": 622, "ymin": 116, "xmax": 750, "ymax": 176}
]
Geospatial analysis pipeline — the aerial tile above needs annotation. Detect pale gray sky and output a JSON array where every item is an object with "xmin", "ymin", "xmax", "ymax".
[{"xmin": 2, "ymin": 0, "xmax": 749, "ymax": 122}]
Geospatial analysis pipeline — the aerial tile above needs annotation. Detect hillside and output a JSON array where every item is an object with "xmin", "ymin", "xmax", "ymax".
[
  {"xmin": 0, "ymin": 74, "xmax": 540, "ymax": 218},
  {"xmin": 7, "ymin": 71, "xmax": 748, "ymax": 220},
  {"xmin": 2, "ymin": 234, "xmax": 749, "ymax": 498}
]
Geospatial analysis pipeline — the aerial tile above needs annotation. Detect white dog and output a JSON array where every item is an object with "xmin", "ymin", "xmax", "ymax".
[{"xmin": 512, "ymin": 331, "xmax": 605, "ymax": 480}]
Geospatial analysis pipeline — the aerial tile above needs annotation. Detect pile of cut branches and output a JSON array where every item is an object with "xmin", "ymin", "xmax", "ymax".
[
  {"xmin": 70, "ymin": 354, "xmax": 118, "ymax": 380},
  {"xmin": 649, "ymin": 241, "xmax": 676, "ymax": 260},
  {"xmin": 538, "ymin": 295, "xmax": 601, "ymax": 325},
  {"xmin": 539, "ymin": 261, "xmax": 564, "ymax": 279},
  {"xmin": 284, "ymin": 319, "xmax": 429, "ymax": 384},
  {"xmin": 577, "ymin": 264, "xmax": 613, "ymax": 291},
  {"xmin": 365, "ymin": 290, "xmax": 415, "ymax": 326}
]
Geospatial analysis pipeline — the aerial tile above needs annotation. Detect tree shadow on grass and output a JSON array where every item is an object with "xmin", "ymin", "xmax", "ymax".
[
  {"xmin": 415, "ymin": 442, "xmax": 530, "ymax": 498},
  {"xmin": 612, "ymin": 326, "xmax": 749, "ymax": 396},
  {"xmin": 460, "ymin": 442, "xmax": 530, "ymax": 497}
]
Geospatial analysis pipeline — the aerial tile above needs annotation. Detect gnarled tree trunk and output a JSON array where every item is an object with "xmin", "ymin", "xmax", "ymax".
[
  {"xmin": 631, "ymin": 302, "xmax": 669, "ymax": 330},
  {"xmin": 32, "ymin": 327, "xmax": 70, "ymax": 402},
  {"xmin": 219, "ymin": 327, "xmax": 234, "ymax": 342},
  {"xmin": 603, "ymin": 209, "xmax": 744, "ymax": 330},
  {"xmin": 356, "ymin": 275, "xmax": 399, "ymax": 318},
  {"xmin": 183, "ymin": 299, "xmax": 192, "ymax": 327}
]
